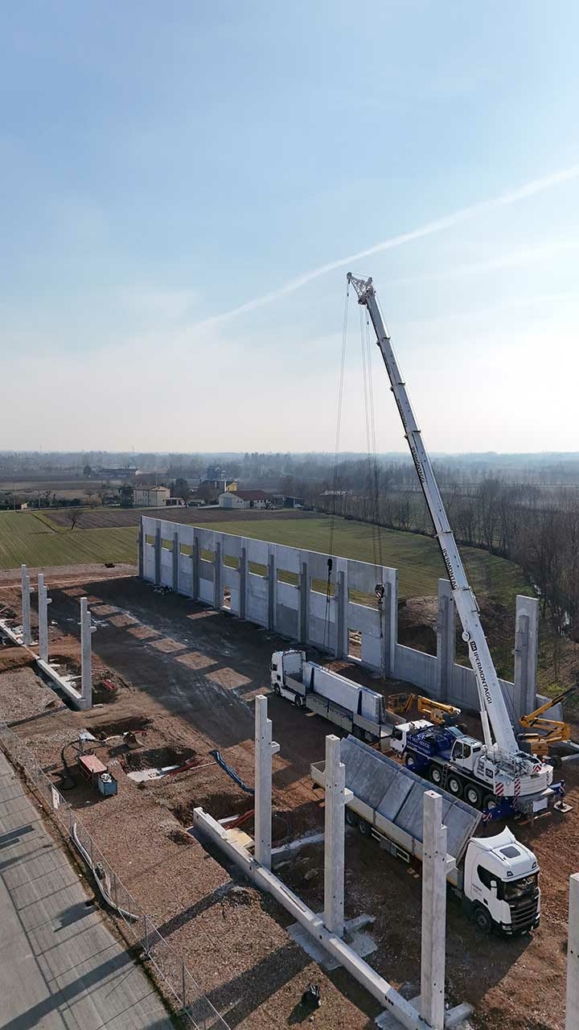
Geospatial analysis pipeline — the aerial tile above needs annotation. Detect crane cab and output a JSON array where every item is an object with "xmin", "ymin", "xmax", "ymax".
[{"xmin": 449, "ymin": 735, "xmax": 484, "ymax": 774}]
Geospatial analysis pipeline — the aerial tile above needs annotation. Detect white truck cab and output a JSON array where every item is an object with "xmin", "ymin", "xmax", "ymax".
[
  {"xmin": 461, "ymin": 827, "xmax": 540, "ymax": 934},
  {"xmin": 389, "ymin": 720, "xmax": 434, "ymax": 754}
]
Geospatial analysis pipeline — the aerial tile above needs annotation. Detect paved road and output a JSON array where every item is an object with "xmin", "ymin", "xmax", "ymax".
[{"xmin": 0, "ymin": 751, "xmax": 174, "ymax": 1030}]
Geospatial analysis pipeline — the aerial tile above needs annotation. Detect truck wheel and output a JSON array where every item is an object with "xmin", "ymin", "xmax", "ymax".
[
  {"xmin": 429, "ymin": 766, "xmax": 442, "ymax": 786},
  {"xmin": 345, "ymin": 809, "xmax": 358, "ymax": 827},
  {"xmin": 464, "ymin": 783, "xmax": 482, "ymax": 808},
  {"xmin": 274, "ymin": 684, "xmax": 281, "ymax": 696},
  {"xmin": 473, "ymin": 906, "xmax": 493, "ymax": 935},
  {"xmin": 404, "ymin": 754, "xmax": 418, "ymax": 772},
  {"xmin": 447, "ymin": 775, "xmax": 463, "ymax": 798},
  {"xmin": 358, "ymin": 818, "xmax": 371, "ymax": 838},
  {"xmin": 484, "ymin": 794, "xmax": 499, "ymax": 813}
]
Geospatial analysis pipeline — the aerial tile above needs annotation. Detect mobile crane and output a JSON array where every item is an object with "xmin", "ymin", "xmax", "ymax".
[{"xmin": 347, "ymin": 273, "xmax": 564, "ymax": 817}]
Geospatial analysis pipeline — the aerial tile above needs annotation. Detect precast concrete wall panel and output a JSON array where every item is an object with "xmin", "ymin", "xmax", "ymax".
[
  {"xmin": 246, "ymin": 538, "xmax": 269, "ymax": 567},
  {"xmin": 394, "ymin": 644, "xmax": 437, "ymax": 692},
  {"xmin": 376, "ymin": 770, "xmax": 414, "ymax": 821},
  {"xmin": 247, "ymin": 574, "xmax": 268, "ymax": 626},
  {"xmin": 276, "ymin": 582, "xmax": 299, "ymax": 611},
  {"xmin": 274, "ymin": 545, "xmax": 300, "ymax": 574},
  {"xmin": 361, "ymin": 634, "xmax": 382, "ymax": 669},
  {"xmin": 308, "ymin": 663, "xmax": 361, "ymax": 711},
  {"xmin": 346, "ymin": 603, "xmax": 381, "ymax": 635},
  {"xmin": 276, "ymin": 604, "xmax": 299, "ymax": 640},
  {"xmin": 160, "ymin": 545, "xmax": 173, "ymax": 588},
  {"xmin": 138, "ymin": 518, "xmax": 538, "ymax": 722}
]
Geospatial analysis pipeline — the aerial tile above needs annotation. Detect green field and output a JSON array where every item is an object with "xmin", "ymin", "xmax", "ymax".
[
  {"xmin": 0, "ymin": 510, "xmax": 527, "ymax": 613},
  {"xmin": 0, "ymin": 511, "xmax": 137, "ymax": 569},
  {"xmin": 204, "ymin": 517, "xmax": 527, "ymax": 609}
]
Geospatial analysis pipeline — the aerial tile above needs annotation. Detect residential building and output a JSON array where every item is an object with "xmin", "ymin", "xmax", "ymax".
[
  {"xmin": 218, "ymin": 489, "xmax": 270, "ymax": 510},
  {"xmin": 134, "ymin": 486, "xmax": 171, "ymax": 507}
]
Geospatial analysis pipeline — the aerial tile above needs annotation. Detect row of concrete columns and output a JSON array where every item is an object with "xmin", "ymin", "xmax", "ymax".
[
  {"xmin": 18, "ymin": 565, "xmax": 93, "ymax": 709},
  {"xmin": 252, "ymin": 695, "xmax": 448, "ymax": 1028}
]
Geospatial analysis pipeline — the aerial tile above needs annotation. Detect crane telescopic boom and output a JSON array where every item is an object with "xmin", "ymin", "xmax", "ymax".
[{"xmin": 347, "ymin": 273, "xmax": 519, "ymax": 758}]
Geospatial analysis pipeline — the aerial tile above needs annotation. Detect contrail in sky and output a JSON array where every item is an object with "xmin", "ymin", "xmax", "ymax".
[{"xmin": 196, "ymin": 162, "xmax": 579, "ymax": 328}]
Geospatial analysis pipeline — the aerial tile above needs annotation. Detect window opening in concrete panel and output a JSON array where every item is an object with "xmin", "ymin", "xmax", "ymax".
[
  {"xmin": 277, "ymin": 569, "xmax": 298, "ymax": 586},
  {"xmin": 161, "ymin": 538, "xmax": 173, "ymax": 550},
  {"xmin": 347, "ymin": 629, "xmax": 362, "ymax": 660},
  {"xmin": 180, "ymin": 543, "xmax": 193, "ymax": 556},
  {"xmin": 248, "ymin": 561, "xmax": 267, "ymax": 578},
  {"xmin": 223, "ymin": 554, "xmax": 240, "ymax": 570},
  {"xmin": 145, "ymin": 534, "xmax": 156, "ymax": 546},
  {"xmin": 222, "ymin": 587, "xmax": 231, "ymax": 610},
  {"xmin": 200, "ymin": 549, "xmax": 215, "ymax": 563},
  {"xmin": 311, "ymin": 578, "xmax": 335, "ymax": 596},
  {"xmin": 348, "ymin": 588, "xmax": 376, "ymax": 608}
]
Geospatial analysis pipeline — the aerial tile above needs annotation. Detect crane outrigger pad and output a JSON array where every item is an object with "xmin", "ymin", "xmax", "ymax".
[{"xmin": 340, "ymin": 736, "xmax": 482, "ymax": 862}]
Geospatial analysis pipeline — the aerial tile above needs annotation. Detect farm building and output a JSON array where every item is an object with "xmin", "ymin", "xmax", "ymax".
[
  {"xmin": 134, "ymin": 485, "xmax": 170, "ymax": 507},
  {"xmin": 218, "ymin": 489, "xmax": 270, "ymax": 509}
]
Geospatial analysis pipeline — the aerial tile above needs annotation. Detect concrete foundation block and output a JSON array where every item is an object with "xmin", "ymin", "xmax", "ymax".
[{"xmin": 288, "ymin": 913, "xmax": 377, "ymax": 971}]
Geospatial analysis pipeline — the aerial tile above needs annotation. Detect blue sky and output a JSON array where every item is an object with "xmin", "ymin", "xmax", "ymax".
[{"xmin": 1, "ymin": 1, "xmax": 578, "ymax": 453}]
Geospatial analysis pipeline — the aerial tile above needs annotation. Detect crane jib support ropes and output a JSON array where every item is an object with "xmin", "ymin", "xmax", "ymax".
[{"xmin": 346, "ymin": 272, "xmax": 524, "ymax": 763}]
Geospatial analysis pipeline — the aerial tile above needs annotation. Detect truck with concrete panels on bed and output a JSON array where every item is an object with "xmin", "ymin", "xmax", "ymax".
[
  {"xmin": 270, "ymin": 649, "xmax": 398, "ymax": 749},
  {"xmin": 311, "ymin": 735, "xmax": 541, "ymax": 936}
]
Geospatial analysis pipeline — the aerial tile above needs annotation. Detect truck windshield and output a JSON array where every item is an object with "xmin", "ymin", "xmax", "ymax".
[{"xmin": 500, "ymin": 874, "xmax": 538, "ymax": 900}]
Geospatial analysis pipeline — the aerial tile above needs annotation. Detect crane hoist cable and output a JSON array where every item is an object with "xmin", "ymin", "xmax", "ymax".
[{"xmin": 324, "ymin": 282, "xmax": 349, "ymax": 652}]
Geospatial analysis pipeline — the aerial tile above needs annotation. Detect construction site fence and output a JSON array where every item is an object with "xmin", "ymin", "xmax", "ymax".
[{"xmin": 0, "ymin": 721, "xmax": 230, "ymax": 1030}]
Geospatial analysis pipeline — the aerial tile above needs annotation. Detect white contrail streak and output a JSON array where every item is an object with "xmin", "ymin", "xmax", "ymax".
[{"xmin": 196, "ymin": 163, "xmax": 579, "ymax": 327}]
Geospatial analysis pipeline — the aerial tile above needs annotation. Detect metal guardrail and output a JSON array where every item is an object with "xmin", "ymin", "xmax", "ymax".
[{"xmin": 0, "ymin": 721, "xmax": 230, "ymax": 1030}]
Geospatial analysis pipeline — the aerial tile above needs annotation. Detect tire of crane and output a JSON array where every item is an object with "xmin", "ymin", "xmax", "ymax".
[
  {"xmin": 483, "ymin": 794, "xmax": 499, "ymax": 812},
  {"xmin": 464, "ymin": 783, "xmax": 483, "ymax": 809},
  {"xmin": 447, "ymin": 775, "xmax": 463, "ymax": 798},
  {"xmin": 429, "ymin": 765, "xmax": 443, "ymax": 786},
  {"xmin": 404, "ymin": 754, "xmax": 418, "ymax": 771}
]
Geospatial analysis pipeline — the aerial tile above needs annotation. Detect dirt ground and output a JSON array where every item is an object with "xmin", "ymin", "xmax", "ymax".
[{"xmin": 0, "ymin": 570, "xmax": 578, "ymax": 1030}]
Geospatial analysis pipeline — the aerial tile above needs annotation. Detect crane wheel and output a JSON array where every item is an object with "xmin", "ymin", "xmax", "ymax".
[
  {"xmin": 429, "ymin": 766, "xmax": 443, "ymax": 786},
  {"xmin": 464, "ymin": 783, "xmax": 482, "ymax": 808},
  {"xmin": 548, "ymin": 755, "xmax": 563, "ymax": 770},
  {"xmin": 447, "ymin": 775, "xmax": 463, "ymax": 798}
]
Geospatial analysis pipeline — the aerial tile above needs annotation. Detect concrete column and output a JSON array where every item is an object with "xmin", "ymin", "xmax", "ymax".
[
  {"xmin": 172, "ymin": 531, "xmax": 180, "ymax": 592},
  {"xmin": 37, "ymin": 574, "xmax": 51, "ymax": 662},
  {"xmin": 335, "ymin": 569, "xmax": 346, "ymax": 659},
  {"xmin": 192, "ymin": 535, "xmax": 200, "ymax": 600},
  {"xmin": 214, "ymin": 542, "xmax": 222, "ymax": 609},
  {"xmin": 254, "ymin": 695, "xmax": 280, "ymax": 870},
  {"xmin": 567, "ymin": 873, "xmax": 579, "ymax": 1029},
  {"xmin": 137, "ymin": 523, "xmax": 144, "ymax": 578},
  {"xmin": 21, "ymin": 564, "xmax": 32, "ymax": 646},
  {"xmin": 380, "ymin": 567, "xmax": 398, "ymax": 678},
  {"xmin": 436, "ymin": 578, "xmax": 456, "ymax": 702},
  {"xmin": 239, "ymin": 546, "xmax": 247, "ymax": 619},
  {"xmin": 154, "ymin": 527, "xmax": 161, "ymax": 585},
  {"xmin": 420, "ymin": 790, "xmax": 447, "ymax": 1030},
  {"xmin": 299, "ymin": 560, "xmax": 309, "ymax": 644},
  {"xmin": 323, "ymin": 735, "xmax": 353, "ymax": 937},
  {"xmin": 80, "ymin": 598, "xmax": 95, "ymax": 708},
  {"xmin": 514, "ymin": 595, "xmax": 539, "ymax": 719},
  {"xmin": 267, "ymin": 552, "xmax": 276, "ymax": 631}
]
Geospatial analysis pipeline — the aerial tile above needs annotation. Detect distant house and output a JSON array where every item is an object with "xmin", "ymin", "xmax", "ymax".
[
  {"xmin": 134, "ymin": 486, "xmax": 171, "ymax": 507},
  {"xmin": 165, "ymin": 497, "xmax": 185, "ymax": 507},
  {"xmin": 218, "ymin": 489, "xmax": 270, "ymax": 510}
]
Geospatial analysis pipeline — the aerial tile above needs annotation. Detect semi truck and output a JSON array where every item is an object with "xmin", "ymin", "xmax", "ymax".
[
  {"xmin": 346, "ymin": 273, "xmax": 565, "ymax": 819},
  {"xmin": 270, "ymin": 649, "xmax": 398, "ymax": 749},
  {"xmin": 311, "ymin": 736, "xmax": 541, "ymax": 935}
]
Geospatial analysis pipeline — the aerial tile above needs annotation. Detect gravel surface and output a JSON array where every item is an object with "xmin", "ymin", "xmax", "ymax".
[{"xmin": 0, "ymin": 568, "xmax": 576, "ymax": 1029}]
